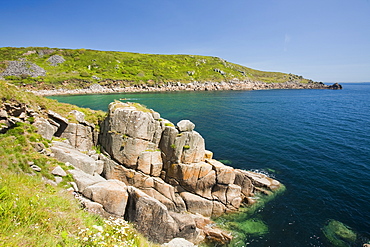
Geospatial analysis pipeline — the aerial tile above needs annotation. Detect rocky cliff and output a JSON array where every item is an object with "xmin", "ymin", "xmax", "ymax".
[{"xmin": 0, "ymin": 100, "xmax": 282, "ymax": 245}]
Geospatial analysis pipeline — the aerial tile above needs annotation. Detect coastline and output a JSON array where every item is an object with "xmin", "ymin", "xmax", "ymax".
[{"xmin": 28, "ymin": 80, "xmax": 335, "ymax": 96}]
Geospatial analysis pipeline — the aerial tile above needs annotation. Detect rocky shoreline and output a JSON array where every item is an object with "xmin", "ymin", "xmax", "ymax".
[
  {"xmin": 0, "ymin": 100, "xmax": 283, "ymax": 246},
  {"xmin": 29, "ymin": 80, "xmax": 342, "ymax": 96}
]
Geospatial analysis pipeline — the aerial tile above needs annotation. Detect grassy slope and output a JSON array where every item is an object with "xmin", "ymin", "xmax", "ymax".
[
  {"xmin": 0, "ymin": 80, "xmax": 106, "ymax": 124},
  {"xmin": 0, "ymin": 80, "xmax": 157, "ymax": 246},
  {"xmin": 0, "ymin": 47, "xmax": 313, "ymax": 90}
]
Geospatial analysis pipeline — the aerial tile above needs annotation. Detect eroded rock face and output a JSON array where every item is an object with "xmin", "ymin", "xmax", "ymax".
[
  {"xmin": 99, "ymin": 102, "xmax": 281, "ymax": 220},
  {"xmin": 99, "ymin": 103, "xmax": 163, "ymax": 168},
  {"xmin": 160, "ymin": 126, "xmax": 205, "ymax": 165},
  {"xmin": 125, "ymin": 186, "xmax": 179, "ymax": 244},
  {"xmin": 60, "ymin": 123, "xmax": 94, "ymax": 152},
  {"xmin": 82, "ymin": 180, "xmax": 128, "ymax": 216},
  {"xmin": 21, "ymin": 100, "xmax": 282, "ymax": 245},
  {"xmin": 51, "ymin": 141, "xmax": 98, "ymax": 175},
  {"xmin": 33, "ymin": 117, "xmax": 58, "ymax": 140}
]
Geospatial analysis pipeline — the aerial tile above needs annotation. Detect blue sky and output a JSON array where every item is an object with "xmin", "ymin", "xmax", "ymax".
[{"xmin": 1, "ymin": 0, "xmax": 369, "ymax": 82}]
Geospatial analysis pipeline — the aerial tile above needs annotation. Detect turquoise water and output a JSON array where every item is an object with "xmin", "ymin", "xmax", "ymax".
[{"xmin": 49, "ymin": 83, "xmax": 370, "ymax": 246}]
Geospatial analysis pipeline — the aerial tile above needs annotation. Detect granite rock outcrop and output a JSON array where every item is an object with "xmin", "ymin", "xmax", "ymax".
[
  {"xmin": 0, "ymin": 100, "xmax": 282, "ymax": 245},
  {"xmin": 96, "ymin": 102, "xmax": 281, "ymax": 243}
]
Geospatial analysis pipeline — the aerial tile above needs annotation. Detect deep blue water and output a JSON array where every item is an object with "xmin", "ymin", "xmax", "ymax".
[{"xmin": 49, "ymin": 83, "xmax": 370, "ymax": 246}]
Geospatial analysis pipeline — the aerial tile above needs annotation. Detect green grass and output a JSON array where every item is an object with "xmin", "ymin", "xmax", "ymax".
[
  {"xmin": 0, "ymin": 47, "xmax": 315, "ymax": 90},
  {"xmin": 0, "ymin": 120, "xmax": 157, "ymax": 247},
  {"xmin": 0, "ymin": 80, "xmax": 106, "ymax": 125},
  {"xmin": 0, "ymin": 80, "xmax": 158, "ymax": 246}
]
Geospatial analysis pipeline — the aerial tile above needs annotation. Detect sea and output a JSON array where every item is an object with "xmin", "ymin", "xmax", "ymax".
[{"xmin": 49, "ymin": 82, "xmax": 370, "ymax": 247}]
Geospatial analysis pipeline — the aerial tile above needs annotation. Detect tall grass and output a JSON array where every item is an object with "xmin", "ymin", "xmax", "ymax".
[{"xmin": 0, "ymin": 82, "xmax": 157, "ymax": 246}]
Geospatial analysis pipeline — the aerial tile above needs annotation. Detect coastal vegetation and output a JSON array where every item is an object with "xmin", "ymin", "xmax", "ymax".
[
  {"xmin": 0, "ymin": 80, "xmax": 156, "ymax": 246},
  {"xmin": 0, "ymin": 47, "xmax": 314, "ymax": 90},
  {"xmin": 0, "ymin": 80, "xmax": 106, "ymax": 125}
]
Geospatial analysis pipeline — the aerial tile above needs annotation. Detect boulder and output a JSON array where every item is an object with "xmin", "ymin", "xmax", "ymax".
[
  {"xmin": 180, "ymin": 131, "xmax": 206, "ymax": 164},
  {"xmin": 137, "ymin": 150, "xmax": 163, "ymax": 176},
  {"xmin": 69, "ymin": 110, "xmax": 86, "ymax": 123},
  {"xmin": 168, "ymin": 162, "xmax": 216, "ymax": 199},
  {"xmin": 242, "ymin": 170, "xmax": 281, "ymax": 191},
  {"xmin": 234, "ymin": 169, "xmax": 254, "ymax": 197},
  {"xmin": 100, "ymin": 102, "xmax": 163, "ymax": 144},
  {"xmin": 226, "ymin": 184, "xmax": 243, "ymax": 209},
  {"xmin": 30, "ymin": 164, "xmax": 41, "ymax": 172},
  {"xmin": 141, "ymin": 188, "xmax": 180, "ymax": 212},
  {"xmin": 212, "ymin": 200, "xmax": 227, "ymax": 217},
  {"xmin": 206, "ymin": 159, "xmax": 235, "ymax": 184},
  {"xmin": 33, "ymin": 117, "xmax": 57, "ymax": 140},
  {"xmin": 191, "ymin": 214, "xmax": 232, "ymax": 244},
  {"xmin": 0, "ymin": 109, "xmax": 8, "ymax": 118},
  {"xmin": 95, "ymin": 160, "xmax": 104, "ymax": 175},
  {"xmin": 159, "ymin": 125, "xmax": 205, "ymax": 165},
  {"xmin": 51, "ymin": 165, "xmax": 67, "ymax": 177},
  {"xmin": 101, "ymin": 133, "xmax": 153, "ymax": 169},
  {"xmin": 169, "ymin": 212, "xmax": 202, "ymax": 243},
  {"xmin": 55, "ymin": 176, "xmax": 63, "ymax": 184},
  {"xmin": 68, "ymin": 169, "xmax": 106, "ymax": 192},
  {"xmin": 78, "ymin": 196, "xmax": 111, "ymax": 217},
  {"xmin": 163, "ymin": 238, "xmax": 196, "ymax": 247},
  {"xmin": 177, "ymin": 120, "xmax": 195, "ymax": 132},
  {"xmin": 202, "ymin": 225, "xmax": 232, "ymax": 245},
  {"xmin": 159, "ymin": 126, "xmax": 179, "ymax": 165},
  {"xmin": 125, "ymin": 186, "xmax": 179, "ymax": 244},
  {"xmin": 211, "ymin": 183, "xmax": 244, "ymax": 210},
  {"xmin": 60, "ymin": 123, "xmax": 94, "ymax": 151},
  {"xmin": 104, "ymin": 161, "xmax": 187, "ymax": 213},
  {"xmin": 51, "ymin": 141, "xmax": 97, "ymax": 175},
  {"xmin": 82, "ymin": 180, "xmax": 128, "ymax": 216},
  {"xmin": 180, "ymin": 192, "xmax": 213, "ymax": 217}
]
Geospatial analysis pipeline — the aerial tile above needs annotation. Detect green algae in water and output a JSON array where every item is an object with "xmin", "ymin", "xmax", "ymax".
[
  {"xmin": 265, "ymin": 168, "xmax": 276, "ymax": 173},
  {"xmin": 322, "ymin": 219, "xmax": 357, "ymax": 247},
  {"xmin": 219, "ymin": 160, "xmax": 232, "ymax": 165},
  {"xmin": 214, "ymin": 184, "xmax": 286, "ymax": 246},
  {"xmin": 228, "ymin": 219, "xmax": 268, "ymax": 235}
]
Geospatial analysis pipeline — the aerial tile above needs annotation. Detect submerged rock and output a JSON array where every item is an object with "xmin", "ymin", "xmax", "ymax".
[{"xmin": 322, "ymin": 219, "xmax": 357, "ymax": 247}]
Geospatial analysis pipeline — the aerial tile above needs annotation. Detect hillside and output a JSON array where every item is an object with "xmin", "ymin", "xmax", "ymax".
[{"xmin": 0, "ymin": 47, "xmax": 314, "ymax": 90}]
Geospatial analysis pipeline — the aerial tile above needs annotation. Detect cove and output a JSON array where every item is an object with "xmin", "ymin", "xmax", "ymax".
[{"xmin": 49, "ymin": 83, "xmax": 370, "ymax": 246}]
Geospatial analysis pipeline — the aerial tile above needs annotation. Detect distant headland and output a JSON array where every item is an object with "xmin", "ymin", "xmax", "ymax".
[{"xmin": 0, "ymin": 47, "xmax": 341, "ymax": 96}]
